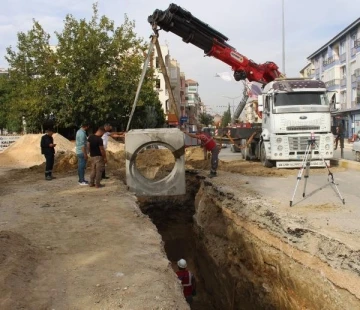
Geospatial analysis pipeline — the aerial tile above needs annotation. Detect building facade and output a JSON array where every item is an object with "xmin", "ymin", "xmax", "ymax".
[
  {"xmin": 185, "ymin": 79, "xmax": 203, "ymax": 125},
  {"xmin": 150, "ymin": 44, "xmax": 204, "ymax": 127},
  {"xmin": 304, "ymin": 18, "xmax": 360, "ymax": 139}
]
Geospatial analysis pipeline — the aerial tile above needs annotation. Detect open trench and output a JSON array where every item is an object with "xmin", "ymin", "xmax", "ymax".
[{"xmin": 138, "ymin": 171, "xmax": 360, "ymax": 310}]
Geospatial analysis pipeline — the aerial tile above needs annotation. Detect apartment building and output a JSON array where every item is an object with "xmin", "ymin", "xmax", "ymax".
[
  {"xmin": 185, "ymin": 79, "xmax": 203, "ymax": 125},
  {"xmin": 303, "ymin": 18, "xmax": 360, "ymax": 138}
]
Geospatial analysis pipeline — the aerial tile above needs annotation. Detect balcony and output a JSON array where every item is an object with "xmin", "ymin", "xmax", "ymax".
[
  {"xmin": 355, "ymin": 40, "xmax": 360, "ymax": 48},
  {"xmin": 340, "ymin": 103, "xmax": 347, "ymax": 110},
  {"xmin": 325, "ymin": 79, "xmax": 340, "ymax": 88},
  {"xmin": 340, "ymin": 53, "xmax": 346, "ymax": 62},
  {"xmin": 351, "ymin": 47, "xmax": 357, "ymax": 57},
  {"xmin": 340, "ymin": 78, "xmax": 346, "ymax": 87},
  {"xmin": 323, "ymin": 56, "xmax": 336, "ymax": 68},
  {"xmin": 351, "ymin": 74, "xmax": 357, "ymax": 83}
]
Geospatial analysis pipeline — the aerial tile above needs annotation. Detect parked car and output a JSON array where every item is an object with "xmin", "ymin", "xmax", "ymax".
[{"xmin": 352, "ymin": 139, "xmax": 360, "ymax": 162}]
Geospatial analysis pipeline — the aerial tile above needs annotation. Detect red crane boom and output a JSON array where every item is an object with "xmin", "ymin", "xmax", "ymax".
[{"xmin": 148, "ymin": 3, "xmax": 282, "ymax": 84}]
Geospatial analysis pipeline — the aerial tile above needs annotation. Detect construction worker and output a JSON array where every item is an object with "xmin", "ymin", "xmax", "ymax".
[
  {"xmin": 101, "ymin": 124, "xmax": 124, "ymax": 179},
  {"xmin": 40, "ymin": 128, "xmax": 56, "ymax": 181},
  {"xmin": 183, "ymin": 126, "xmax": 219, "ymax": 177},
  {"xmin": 176, "ymin": 259, "xmax": 196, "ymax": 304}
]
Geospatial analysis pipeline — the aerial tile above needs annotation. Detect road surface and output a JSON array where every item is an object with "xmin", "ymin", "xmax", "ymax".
[{"xmin": 219, "ymin": 144, "xmax": 357, "ymax": 162}]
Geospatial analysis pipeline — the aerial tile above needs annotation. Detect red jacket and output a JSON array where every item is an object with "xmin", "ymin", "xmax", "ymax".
[
  {"xmin": 196, "ymin": 133, "xmax": 217, "ymax": 151},
  {"xmin": 176, "ymin": 269, "xmax": 195, "ymax": 297}
]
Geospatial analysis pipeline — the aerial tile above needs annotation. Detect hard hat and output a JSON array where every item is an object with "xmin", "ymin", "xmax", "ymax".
[{"xmin": 177, "ymin": 259, "xmax": 187, "ymax": 268}]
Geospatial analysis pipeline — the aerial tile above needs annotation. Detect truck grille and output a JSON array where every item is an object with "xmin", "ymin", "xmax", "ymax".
[
  {"xmin": 288, "ymin": 136, "xmax": 320, "ymax": 151},
  {"xmin": 286, "ymin": 126, "xmax": 320, "ymax": 131}
]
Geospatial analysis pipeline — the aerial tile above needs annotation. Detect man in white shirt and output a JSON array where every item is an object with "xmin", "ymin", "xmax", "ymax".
[{"xmin": 102, "ymin": 124, "xmax": 125, "ymax": 179}]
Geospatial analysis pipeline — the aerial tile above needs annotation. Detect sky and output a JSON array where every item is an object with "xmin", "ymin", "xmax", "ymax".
[{"xmin": 1, "ymin": 0, "xmax": 359, "ymax": 114}]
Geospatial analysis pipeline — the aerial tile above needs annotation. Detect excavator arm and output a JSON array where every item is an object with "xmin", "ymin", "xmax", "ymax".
[{"xmin": 148, "ymin": 3, "xmax": 282, "ymax": 84}]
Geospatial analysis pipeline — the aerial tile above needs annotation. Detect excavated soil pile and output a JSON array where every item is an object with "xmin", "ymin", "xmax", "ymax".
[
  {"xmin": 0, "ymin": 134, "xmax": 73, "ymax": 168},
  {"xmin": 0, "ymin": 231, "xmax": 43, "ymax": 309},
  {"xmin": 106, "ymin": 137, "xmax": 125, "ymax": 153},
  {"xmin": 184, "ymin": 146, "xmax": 345, "ymax": 177}
]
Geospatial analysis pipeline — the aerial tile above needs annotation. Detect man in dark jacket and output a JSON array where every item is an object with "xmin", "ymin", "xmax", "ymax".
[{"xmin": 40, "ymin": 129, "xmax": 56, "ymax": 180}]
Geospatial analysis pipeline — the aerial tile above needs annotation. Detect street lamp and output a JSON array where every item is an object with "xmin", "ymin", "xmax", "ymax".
[{"xmin": 221, "ymin": 95, "xmax": 242, "ymax": 114}]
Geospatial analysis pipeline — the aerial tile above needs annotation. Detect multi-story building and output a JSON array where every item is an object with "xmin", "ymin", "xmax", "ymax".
[
  {"xmin": 180, "ymin": 72, "xmax": 187, "ymax": 119},
  {"xmin": 150, "ymin": 45, "xmax": 184, "ymax": 127},
  {"xmin": 185, "ymin": 79, "xmax": 202, "ymax": 125},
  {"xmin": 304, "ymin": 18, "xmax": 360, "ymax": 138}
]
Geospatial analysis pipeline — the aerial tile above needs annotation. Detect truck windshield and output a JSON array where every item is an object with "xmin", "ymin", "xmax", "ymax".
[{"xmin": 274, "ymin": 92, "xmax": 329, "ymax": 107}]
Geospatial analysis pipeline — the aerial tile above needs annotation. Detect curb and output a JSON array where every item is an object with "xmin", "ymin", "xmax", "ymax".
[{"xmin": 331, "ymin": 158, "xmax": 360, "ymax": 171}]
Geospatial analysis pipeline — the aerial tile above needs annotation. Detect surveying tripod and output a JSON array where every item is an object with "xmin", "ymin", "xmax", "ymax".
[{"xmin": 289, "ymin": 134, "xmax": 345, "ymax": 207}]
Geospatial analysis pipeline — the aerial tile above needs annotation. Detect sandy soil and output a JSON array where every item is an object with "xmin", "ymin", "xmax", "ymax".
[
  {"xmin": 0, "ymin": 168, "xmax": 189, "ymax": 310},
  {"xmin": 1, "ymin": 142, "xmax": 357, "ymax": 309}
]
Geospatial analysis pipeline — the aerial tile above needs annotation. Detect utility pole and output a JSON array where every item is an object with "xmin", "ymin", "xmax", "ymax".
[{"xmin": 282, "ymin": 0, "xmax": 286, "ymax": 75}]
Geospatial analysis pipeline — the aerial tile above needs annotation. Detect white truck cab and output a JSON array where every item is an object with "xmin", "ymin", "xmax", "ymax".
[{"xmin": 258, "ymin": 78, "xmax": 333, "ymax": 168}]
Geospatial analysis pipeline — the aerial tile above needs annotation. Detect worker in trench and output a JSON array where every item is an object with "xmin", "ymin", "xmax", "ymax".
[
  {"xmin": 183, "ymin": 126, "xmax": 219, "ymax": 178},
  {"xmin": 176, "ymin": 259, "xmax": 196, "ymax": 305}
]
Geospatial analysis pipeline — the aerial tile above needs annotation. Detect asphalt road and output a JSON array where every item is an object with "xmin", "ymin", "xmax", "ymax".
[{"xmin": 219, "ymin": 144, "xmax": 357, "ymax": 162}]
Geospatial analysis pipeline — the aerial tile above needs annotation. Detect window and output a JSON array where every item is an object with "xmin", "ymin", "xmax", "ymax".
[
  {"xmin": 350, "ymin": 33, "xmax": 357, "ymax": 48},
  {"xmin": 341, "ymin": 66, "xmax": 346, "ymax": 78},
  {"xmin": 341, "ymin": 91, "xmax": 346, "ymax": 103},
  {"xmin": 352, "ymin": 88, "xmax": 357, "ymax": 101},
  {"xmin": 340, "ymin": 41, "xmax": 346, "ymax": 54},
  {"xmin": 155, "ymin": 79, "xmax": 161, "ymax": 89},
  {"xmin": 155, "ymin": 57, "xmax": 160, "ymax": 68},
  {"xmin": 274, "ymin": 92, "xmax": 329, "ymax": 106}
]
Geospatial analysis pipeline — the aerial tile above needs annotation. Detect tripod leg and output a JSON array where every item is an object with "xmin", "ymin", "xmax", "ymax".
[
  {"xmin": 290, "ymin": 145, "xmax": 311, "ymax": 206},
  {"xmin": 302, "ymin": 145, "xmax": 312, "ymax": 198},
  {"xmin": 315, "ymin": 142, "xmax": 346, "ymax": 205}
]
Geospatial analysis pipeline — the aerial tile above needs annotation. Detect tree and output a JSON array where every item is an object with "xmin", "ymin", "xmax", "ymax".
[
  {"xmin": 5, "ymin": 3, "xmax": 164, "ymax": 130},
  {"xmin": 6, "ymin": 21, "xmax": 59, "ymax": 132},
  {"xmin": 198, "ymin": 112, "xmax": 214, "ymax": 127},
  {"xmin": 221, "ymin": 104, "xmax": 231, "ymax": 128},
  {"xmin": 54, "ymin": 4, "xmax": 164, "ymax": 128}
]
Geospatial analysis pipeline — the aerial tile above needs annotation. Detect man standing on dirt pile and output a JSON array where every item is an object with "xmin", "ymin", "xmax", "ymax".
[
  {"xmin": 101, "ymin": 124, "xmax": 125, "ymax": 179},
  {"xmin": 87, "ymin": 127, "xmax": 107, "ymax": 188},
  {"xmin": 40, "ymin": 128, "xmax": 56, "ymax": 181},
  {"xmin": 75, "ymin": 124, "xmax": 90, "ymax": 185},
  {"xmin": 176, "ymin": 259, "xmax": 196, "ymax": 305},
  {"xmin": 183, "ymin": 126, "xmax": 219, "ymax": 178}
]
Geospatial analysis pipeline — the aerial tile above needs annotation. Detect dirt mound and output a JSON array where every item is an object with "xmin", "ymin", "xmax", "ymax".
[
  {"xmin": 0, "ymin": 133, "xmax": 73, "ymax": 168},
  {"xmin": 107, "ymin": 137, "xmax": 125, "ymax": 153},
  {"xmin": 0, "ymin": 231, "xmax": 42, "ymax": 309},
  {"xmin": 185, "ymin": 146, "xmax": 205, "ymax": 161}
]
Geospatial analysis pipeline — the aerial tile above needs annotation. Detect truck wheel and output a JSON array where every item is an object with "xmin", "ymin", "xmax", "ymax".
[
  {"xmin": 356, "ymin": 151, "xmax": 360, "ymax": 162},
  {"xmin": 241, "ymin": 139, "xmax": 250, "ymax": 160},
  {"xmin": 260, "ymin": 143, "xmax": 273, "ymax": 168}
]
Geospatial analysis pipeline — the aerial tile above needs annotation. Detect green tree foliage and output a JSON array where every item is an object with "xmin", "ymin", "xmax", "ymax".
[
  {"xmin": 5, "ymin": 21, "xmax": 59, "ymax": 132},
  {"xmin": 198, "ymin": 112, "xmax": 214, "ymax": 127},
  {"xmin": 5, "ymin": 3, "xmax": 164, "ymax": 131},
  {"xmin": 221, "ymin": 104, "xmax": 231, "ymax": 128}
]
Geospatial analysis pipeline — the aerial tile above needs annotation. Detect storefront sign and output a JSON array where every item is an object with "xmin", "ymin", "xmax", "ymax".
[{"xmin": 0, "ymin": 135, "xmax": 21, "ymax": 152}]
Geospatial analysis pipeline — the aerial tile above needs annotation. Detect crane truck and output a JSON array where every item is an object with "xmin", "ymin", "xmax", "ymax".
[{"xmin": 148, "ymin": 3, "xmax": 334, "ymax": 168}]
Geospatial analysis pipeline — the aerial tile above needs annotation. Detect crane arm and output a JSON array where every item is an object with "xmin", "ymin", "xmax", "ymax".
[{"xmin": 148, "ymin": 3, "xmax": 282, "ymax": 84}]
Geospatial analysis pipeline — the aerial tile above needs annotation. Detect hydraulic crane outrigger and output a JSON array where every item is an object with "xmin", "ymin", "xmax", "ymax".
[{"xmin": 148, "ymin": 3, "xmax": 282, "ymax": 85}]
